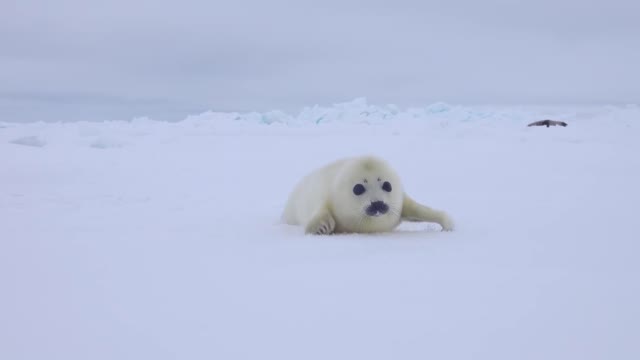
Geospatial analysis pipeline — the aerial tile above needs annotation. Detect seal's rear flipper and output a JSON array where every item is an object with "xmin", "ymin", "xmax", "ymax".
[{"xmin": 401, "ymin": 194, "xmax": 455, "ymax": 231}]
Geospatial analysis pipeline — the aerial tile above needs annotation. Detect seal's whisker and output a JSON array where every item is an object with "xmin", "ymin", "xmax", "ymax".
[
  {"xmin": 356, "ymin": 215, "xmax": 366, "ymax": 232},
  {"xmin": 388, "ymin": 205, "xmax": 402, "ymax": 217}
]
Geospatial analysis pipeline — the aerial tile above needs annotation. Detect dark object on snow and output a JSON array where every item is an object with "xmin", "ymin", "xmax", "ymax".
[{"xmin": 527, "ymin": 119, "xmax": 568, "ymax": 128}]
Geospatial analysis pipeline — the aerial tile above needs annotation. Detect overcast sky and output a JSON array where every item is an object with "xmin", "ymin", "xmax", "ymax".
[{"xmin": 2, "ymin": 0, "xmax": 639, "ymax": 122}]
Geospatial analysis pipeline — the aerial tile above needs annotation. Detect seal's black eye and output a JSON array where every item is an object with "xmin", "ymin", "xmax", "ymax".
[
  {"xmin": 353, "ymin": 183, "xmax": 366, "ymax": 196},
  {"xmin": 382, "ymin": 181, "xmax": 392, "ymax": 192}
]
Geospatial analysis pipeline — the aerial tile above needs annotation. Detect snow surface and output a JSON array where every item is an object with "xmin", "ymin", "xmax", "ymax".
[{"xmin": 2, "ymin": 99, "xmax": 640, "ymax": 359}]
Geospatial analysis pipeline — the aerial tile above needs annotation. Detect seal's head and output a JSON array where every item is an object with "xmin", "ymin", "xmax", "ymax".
[{"xmin": 330, "ymin": 156, "xmax": 404, "ymax": 233}]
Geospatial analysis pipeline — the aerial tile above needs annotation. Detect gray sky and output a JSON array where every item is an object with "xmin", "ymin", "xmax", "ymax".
[{"xmin": 2, "ymin": 0, "xmax": 639, "ymax": 122}]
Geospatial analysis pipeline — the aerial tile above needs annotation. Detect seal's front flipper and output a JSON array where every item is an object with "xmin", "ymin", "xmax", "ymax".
[
  {"xmin": 401, "ymin": 193, "xmax": 455, "ymax": 231},
  {"xmin": 305, "ymin": 209, "xmax": 336, "ymax": 235}
]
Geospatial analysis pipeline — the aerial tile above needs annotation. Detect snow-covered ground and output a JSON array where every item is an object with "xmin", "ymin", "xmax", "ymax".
[{"xmin": 2, "ymin": 99, "xmax": 639, "ymax": 359}]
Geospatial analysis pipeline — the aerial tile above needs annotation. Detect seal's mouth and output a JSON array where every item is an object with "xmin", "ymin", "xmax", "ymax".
[{"xmin": 365, "ymin": 201, "xmax": 389, "ymax": 216}]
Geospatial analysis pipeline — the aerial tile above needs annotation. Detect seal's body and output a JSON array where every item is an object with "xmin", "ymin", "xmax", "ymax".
[
  {"xmin": 282, "ymin": 155, "xmax": 454, "ymax": 235},
  {"xmin": 527, "ymin": 119, "xmax": 568, "ymax": 127}
]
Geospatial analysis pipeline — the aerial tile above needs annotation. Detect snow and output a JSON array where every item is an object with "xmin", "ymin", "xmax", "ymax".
[
  {"xmin": 9, "ymin": 136, "xmax": 46, "ymax": 148},
  {"xmin": 1, "ymin": 99, "xmax": 639, "ymax": 359}
]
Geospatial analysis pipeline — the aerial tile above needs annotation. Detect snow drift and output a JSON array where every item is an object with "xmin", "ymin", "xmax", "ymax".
[{"xmin": 1, "ymin": 98, "xmax": 639, "ymax": 360}]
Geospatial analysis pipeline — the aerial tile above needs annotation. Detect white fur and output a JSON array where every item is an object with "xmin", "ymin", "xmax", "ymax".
[{"xmin": 282, "ymin": 155, "xmax": 454, "ymax": 235}]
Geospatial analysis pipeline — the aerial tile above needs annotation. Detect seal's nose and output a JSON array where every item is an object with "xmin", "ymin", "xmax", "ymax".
[{"xmin": 366, "ymin": 201, "xmax": 389, "ymax": 216}]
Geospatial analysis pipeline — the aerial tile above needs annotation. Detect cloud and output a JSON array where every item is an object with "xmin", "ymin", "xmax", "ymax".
[{"xmin": 1, "ymin": 0, "xmax": 639, "ymax": 122}]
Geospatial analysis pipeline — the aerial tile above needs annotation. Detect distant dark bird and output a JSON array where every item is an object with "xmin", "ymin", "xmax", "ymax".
[{"xmin": 527, "ymin": 119, "xmax": 568, "ymax": 128}]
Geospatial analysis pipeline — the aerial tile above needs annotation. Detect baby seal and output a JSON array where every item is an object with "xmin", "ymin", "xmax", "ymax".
[{"xmin": 281, "ymin": 155, "xmax": 455, "ymax": 235}]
